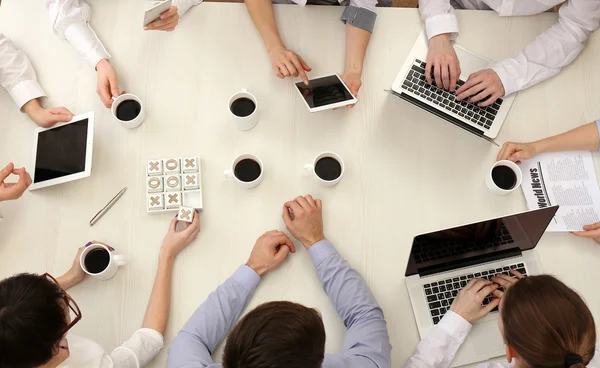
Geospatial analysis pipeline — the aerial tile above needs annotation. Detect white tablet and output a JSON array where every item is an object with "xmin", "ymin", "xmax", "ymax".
[
  {"xmin": 144, "ymin": 0, "xmax": 173, "ymax": 26},
  {"xmin": 29, "ymin": 112, "xmax": 94, "ymax": 191},
  {"xmin": 295, "ymin": 73, "xmax": 357, "ymax": 112}
]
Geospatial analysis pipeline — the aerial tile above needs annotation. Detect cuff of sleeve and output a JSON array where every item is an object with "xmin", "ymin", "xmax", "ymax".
[
  {"xmin": 64, "ymin": 22, "xmax": 111, "ymax": 69},
  {"xmin": 491, "ymin": 63, "xmax": 518, "ymax": 97},
  {"xmin": 308, "ymin": 240, "xmax": 338, "ymax": 268},
  {"xmin": 425, "ymin": 14, "xmax": 459, "ymax": 40},
  {"xmin": 174, "ymin": 0, "xmax": 203, "ymax": 17},
  {"xmin": 10, "ymin": 80, "xmax": 46, "ymax": 111},
  {"xmin": 595, "ymin": 120, "xmax": 600, "ymax": 144},
  {"xmin": 136, "ymin": 328, "xmax": 165, "ymax": 346},
  {"xmin": 341, "ymin": 6, "xmax": 377, "ymax": 33},
  {"xmin": 232, "ymin": 265, "xmax": 261, "ymax": 294},
  {"xmin": 438, "ymin": 311, "xmax": 472, "ymax": 341}
]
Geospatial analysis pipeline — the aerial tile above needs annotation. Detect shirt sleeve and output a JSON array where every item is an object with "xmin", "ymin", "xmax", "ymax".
[
  {"xmin": 595, "ymin": 120, "xmax": 600, "ymax": 147},
  {"xmin": 44, "ymin": 0, "xmax": 111, "ymax": 68},
  {"xmin": 173, "ymin": 0, "xmax": 204, "ymax": 17},
  {"xmin": 342, "ymin": 0, "xmax": 378, "ymax": 33},
  {"xmin": 404, "ymin": 311, "xmax": 471, "ymax": 368},
  {"xmin": 166, "ymin": 265, "xmax": 261, "ymax": 368},
  {"xmin": 0, "ymin": 34, "xmax": 46, "ymax": 110},
  {"xmin": 310, "ymin": 240, "xmax": 392, "ymax": 368},
  {"xmin": 108, "ymin": 328, "xmax": 164, "ymax": 368},
  {"xmin": 418, "ymin": 0, "xmax": 458, "ymax": 40},
  {"xmin": 491, "ymin": 0, "xmax": 600, "ymax": 97}
]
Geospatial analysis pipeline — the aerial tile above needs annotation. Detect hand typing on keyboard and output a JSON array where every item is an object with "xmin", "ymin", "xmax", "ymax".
[
  {"xmin": 450, "ymin": 279, "xmax": 500, "ymax": 323},
  {"xmin": 425, "ymin": 34, "xmax": 461, "ymax": 92},
  {"xmin": 490, "ymin": 269, "xmax": 526, "ymax": 299},
  {"xmin": 456, "ymin": 69, "xmax": 505, "ymax": 107}
]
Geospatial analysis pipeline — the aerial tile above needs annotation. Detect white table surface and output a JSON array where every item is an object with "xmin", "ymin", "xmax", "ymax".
[{"xmin": 1, "ymin": 1, "xmax": 599, "ymax": 366}]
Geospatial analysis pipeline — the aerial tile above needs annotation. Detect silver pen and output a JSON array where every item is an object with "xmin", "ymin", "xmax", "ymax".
[{"xmin": 90, "ymin": 187, "xmax": 127, "ymax": 226}]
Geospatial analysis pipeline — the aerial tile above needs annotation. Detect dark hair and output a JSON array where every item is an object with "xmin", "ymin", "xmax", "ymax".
[
  {"xmin": 223, "ymin": 301, "xmax": 326, "ymax": 368},
  {"xmin": 0, "ymin": 273, "xmax": 67, "ymax": 368},
  {"xmin": 502, "ymin": 275, "xmax": 596, "ymax": 368}
]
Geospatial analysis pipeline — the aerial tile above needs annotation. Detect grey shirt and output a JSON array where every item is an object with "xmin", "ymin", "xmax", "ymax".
[{"xmin": 167, "ymin": 239, "xmax": 392, "ymax": 368}]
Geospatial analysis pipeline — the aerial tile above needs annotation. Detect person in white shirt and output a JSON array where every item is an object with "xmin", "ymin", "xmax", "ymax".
[
  {"xmin": 405, "ymin": 271, "xmax": 598, "ymax": 368},
  {"xmin": 0, "ymin": 211, "xmax": 200, "ymax": 368},
  {"xmin": 44, "ymin": 0, "xmax": 203, "ymax": 108},
  {"xmin": 497, "ymin": 118, "xmax": 600, "ymax": 244},
  {"xmin": 0, "ymin": 34, "xmax": 74, "ymax": 127},
  {"xmin": 245, "ymin": 0, "xmax": 391, "ymax": 108},
  {"xmin": 0, "ymin": 162, "xmax": 31, "ymax": 204},
  {"xmin": 419, "ymin": 0, "xmax": 600, "ymax": 107}
]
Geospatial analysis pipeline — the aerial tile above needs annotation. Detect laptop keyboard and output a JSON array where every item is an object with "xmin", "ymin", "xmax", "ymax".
[
  {"xmin": 412, "ymin": 223, "xmax": 514, "ymax": 264},
  {"xmin": 400, "ymin": 59, "xmax": 503, "ymax": 131},
  {"xmin": 423, "ymin": 263, "xmax": 528, "ymax": 325}
]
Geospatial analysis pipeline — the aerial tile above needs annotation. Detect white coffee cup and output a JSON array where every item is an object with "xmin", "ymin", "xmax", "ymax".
[
  {"xmin": 228, "ymin": 89, "xmax": 258, "ymax": 131},
  {"xmin": 80, "ymin": 243, "xmax": 128, "ymax": 281},
  {"xmin": 111, "ymin": 93, "xmax": 145, "ymax": 129},
  {"xmin": 486, "ymin": 160, "xmax": 523, "ymax": 195},
  {"xmin": 224, "ymin": 153, "xmax": 263, "ymax": 188},
  {"xmin": 305, "ymin": 152, "xmax": 344, "ymax": 187}
]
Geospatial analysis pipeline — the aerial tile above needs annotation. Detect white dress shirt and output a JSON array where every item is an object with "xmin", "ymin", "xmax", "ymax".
[
  {"xmin": 405, "ymin": 311, "xmax": 600, "ymax": 368},
  {"xmin": 58, "ymin": 329, "xmax": 164, "ymax": 368},
  {"xmin": 418, "ymin": 0, "xmax": 600, "ymax": 96},
  {"xmin": 0, "ymin": 34, "xmax": 46, "ymax": 110},
  {"xmin": 44, "ymin": 0, "xmax": 203, "ymax": 68}
]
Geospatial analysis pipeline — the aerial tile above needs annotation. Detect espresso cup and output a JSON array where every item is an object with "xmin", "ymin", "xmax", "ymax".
[
  {"xmin": 80, "ymin": 243, "xmax": 128, "ymax": 281},
  {"xmin": 305, "ymin": 152, "xmax": 344, "ymax": 187},
  {"xmin": 111, "ymin": 93, "xmax": 145, "ymax": 129},
  {"xmin": 486, "ymin": 160, "xmax": 523, "ymax": 195},
  {"xmin": 228, "ymin": 89, "xmax": 258, "ymax": 131},
  {"xmin": 224, "ymin": 153, "xmax": 263, "ymax": 188}
]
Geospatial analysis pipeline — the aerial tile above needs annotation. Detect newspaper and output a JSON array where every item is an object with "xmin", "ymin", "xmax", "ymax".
[{"xmin": 520, "ymin": 151, "xmax": 600, "ymax": 232}]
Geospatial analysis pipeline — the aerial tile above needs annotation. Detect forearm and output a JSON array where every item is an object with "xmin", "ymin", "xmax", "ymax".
[
  {"xmin": 142, "ymin": 251, "xmax": 175, "ymax": 335},
  {"xmin": 533, "ymin": 122, "xmax": 600, "ymax": 154},
  {"xmin": 244, "ymin": 0, "xmax": 285, "ymax": 52},
  {"xmin": 57, "ymin": 272, "xmax": 83, "ymax": 290},
  {"xmin": 167, "ymin": 265, "xmax": 260, "ymax": 368},
  {"xmin": 344, "ymin": 24, "xmax": 371, "ymax": 75}
]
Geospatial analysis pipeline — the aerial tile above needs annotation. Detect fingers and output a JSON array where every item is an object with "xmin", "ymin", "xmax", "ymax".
[
  {"xmin": 0, "ymin": 162, "xmax": 14, "ymax": 182},
  {"xmin": 434, "ymin": 61, "xmax": 442, "ymax": 88},
  {"xmin": 583, "ymin": 222, "xmax": 600, "ymax": 231},
  {"xmin": 497, "ymin": 142, "xmax": 517, "ymax": 162},
  {"xmin": 425, "ymin": 59, "xmax": 433, "ymax": 85},
  {"xmin": 315, "ymin": 199, "xmax": 322, "ymax": 210},
  {"xmin": 469, "ymin": 88, "xmax": 492, "ymax": 104},
  {"xmin": 449, "ymin": 61, "xmax": 459, "ymax": 92},
  {"xmin": 481, "ymin": 297, "xmax": 501, "ymax": 315},
  {"xmin": 184, "ymin": 211, "xmax": 201, "ymax": 237},
  {"xmin": 98, "ymin": 83, "xmax": 113, "ymax": 108},
  {"xmin": 478, "ymin": 92, "xmax": 501, "ymax": 107},
  {"xmin": 283, "ymin": 59, "xmax": 299, "ymax": 78},
  {"xmin": 169, "ymin": 216, "xmax": 178, "ymax": 232},
  {"xmin": 464, "ymin": 278, "xmax": 490, "ymax": 292},
  {"xmin": 147, "ymin": 17, "xmax": 179, "ymax": 31},
  {"xmin": 282, "ymin": 205, "xmax": 293, "ymax": 227},
  {"xmin": 12, "ymin": 167, "xmax": 31, "ymax": 188},
  {"xmin": 272, "ymin": 233, "xmax": 295, "ymax": 253},
  {"xmin": 456, "ymin": 76, "xmax": 485, "ymax": 101},
  {"xmin": 290, "ymin": 56, "xmax": 308, "ymax": 85},
  {"xmin": 571, "ymin": 229, "xmax": 600, "ymax": 239},
  {"xmin": 304, "ymin": 194, "xmax": 316, "ymax": 208},
  {"xmin": 284, "ymin": 200, "xmax": 303, "ymax": 217},
  {"xmin": 294, "ymin": 196, "xmax": 311, "ymax": 211},
  {"xmin": 108, "ymin": 73, "xmax": 120, "ymax": 100},
  {"xmin": 441, "ymin": 63, "xmax": 450, "ymax": 90},
  {"xmin": 491, "ymin": 289, "xmax": 504, "ymax": 299},
  {"xmin": 274, "ymin": 244, "xmax": 290, "ymax": 262},
  {"xmin": 510, "ymin": 270, "xmax": 525, "ymax": 279},
  {"xmin": 492, "ymin": 274, "xmax": 516, "ymax": 289},
  {"xmin": 277, "ymin": 62, "xmax": 292, "ymax": 78},
  {"xmin": 49, "ymin": 107, "xmax": 75, "ymax": 122},
  {"xmin": 477, "ymin": 283, "xmax": 499, "ymax": 298},
  {"xmin": 298, "ymin": 55, "xmax": 312, "ymax": 72}
]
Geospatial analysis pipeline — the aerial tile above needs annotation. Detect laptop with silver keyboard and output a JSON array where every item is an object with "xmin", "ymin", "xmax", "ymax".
[
  {"xmin": 388, "ymin": 32, "xmax": 517, "ymax": 146},
  {"xmin": 405, "ymin": 206, "xmax": 558, "ymax": 367}
]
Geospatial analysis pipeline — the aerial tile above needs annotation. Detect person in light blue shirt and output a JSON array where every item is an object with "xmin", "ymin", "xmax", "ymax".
[
  {"xmin": 167, "ymin": 195, "xmax": 392, "ymax": 368},
  {"xmin": 497, "ymin": 119, "xmax": 600, "ymax": 244}
]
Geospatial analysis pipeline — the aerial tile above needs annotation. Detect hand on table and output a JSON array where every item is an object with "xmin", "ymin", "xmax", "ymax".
[
  {"xmin": 0, "ymin": 163, "xmax": 31, "ymax": 202},
  {"xmin": 161, "ymin": 211, "xmax": 201, "ymax": 259},
  {"xmin": 246, "ymin": 230, "xmax": 296, "ymax": 276},
  {"xmin": 426, "ymin": 33, "xmax": 461, "ymax": 91},
  {"xmin": 341, "ymin": 70, "xmax": 361, "ymax": 109},
  {"xmin": 282, "ymin": 195, "xmax": 325, "ymax": 249},
  {"xmin": 571, "ymin": 222, "xmax": 600, "ymax": 245},
  {"xmin": 144, "ymin": 6, "xmax": 180, "ymax": 32},
  {"xmin": 268, "ymin": 46, "xmax": 311, "ymax": 85},
  {"xmin": 450, "ymin": 278, "xmax": 500, "ymax": 323},
  {"xmin": 96, "ymin": 59, "xmax": 123, "ymax": 108},
  {"xmin": 22, "ymin": 98, "xmax": 73, "ymax": 128},
  {"xmin": 456, "ymin": 69, "xmax": 504, "ymax": 107},
  {"xmin": 496, "ymin": 141, "xmax": 539, "ymax": 164},
  {"xmin": 490, "ymin": 270, "xmax": 525, "ymax": 299}
]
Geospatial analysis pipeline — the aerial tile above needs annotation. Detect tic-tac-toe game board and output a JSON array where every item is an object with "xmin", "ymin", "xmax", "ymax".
[{"xmin": 146, "ymin": 157, "xmax": 203, "ymax": 213}]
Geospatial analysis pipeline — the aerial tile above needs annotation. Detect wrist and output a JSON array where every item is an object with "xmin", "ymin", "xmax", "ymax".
[
  {"xmin": 95, "ymin": 58, "xmax": 110, "ymax": 72},
  {"xmin": 265, "ymin": 39, "xmax": 285, "ymax": 53},
  {"xmin": 57, "ymin": 271, "xmax": 84, "ymax": 290},
  {"xmin": 159, "ymin": 248, "xmax": 177, "ymax": 264},
  {"xmin": 303, "ymin": 236, "xmax": 326, "ymax": 249},
  {"xmin": 431, "ymin": 33, "xmax": 451, "ymax": 43},
  {"xmin": 245, "ymin": 261, "xmax": 266, "ymax": 277},
  {"xmin": 532, "ymin": 140, "xmax": 546, "ymax": 155},
  {"xmin": 22, "ymin": 98, "xmax": 42, "ymax": 116}
]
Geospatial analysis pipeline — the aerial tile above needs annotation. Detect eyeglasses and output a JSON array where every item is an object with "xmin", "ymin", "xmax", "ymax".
[{"xmin": 42, "ymin": 273, "xmax": 82, "ymax": 336}]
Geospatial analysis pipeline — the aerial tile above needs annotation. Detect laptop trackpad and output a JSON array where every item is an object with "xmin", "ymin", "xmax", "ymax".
[
  {"xmin": 455, "ymin": 48, "xmax": 489, "ymax": 78},
  {"xmin": 471, "ymin": 320, "xmax": 504, "ymax": 355}
]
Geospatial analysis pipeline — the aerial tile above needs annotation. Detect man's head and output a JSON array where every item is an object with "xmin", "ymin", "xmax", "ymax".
[
  {"xmin": 0, "ymin": 273, "xmax": 68, "ymax": 368},
  {"xmin": 223, "ymin": 301, "xmax": 326, "ymax": 368}
]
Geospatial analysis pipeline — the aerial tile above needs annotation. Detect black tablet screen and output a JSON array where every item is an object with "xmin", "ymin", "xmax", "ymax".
[
  {"xmin": 295, "ymin": 75, "xmax": 354, "ymax": 108},
  {"xmin": 34, "ymin": 119, "xmax": 89, "ymax": 184}
]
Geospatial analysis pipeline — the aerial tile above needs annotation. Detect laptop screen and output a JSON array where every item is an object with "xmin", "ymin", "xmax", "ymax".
[{"xmin": 404, "ymin": 207, "xmax": 558, "ymax": 277}]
